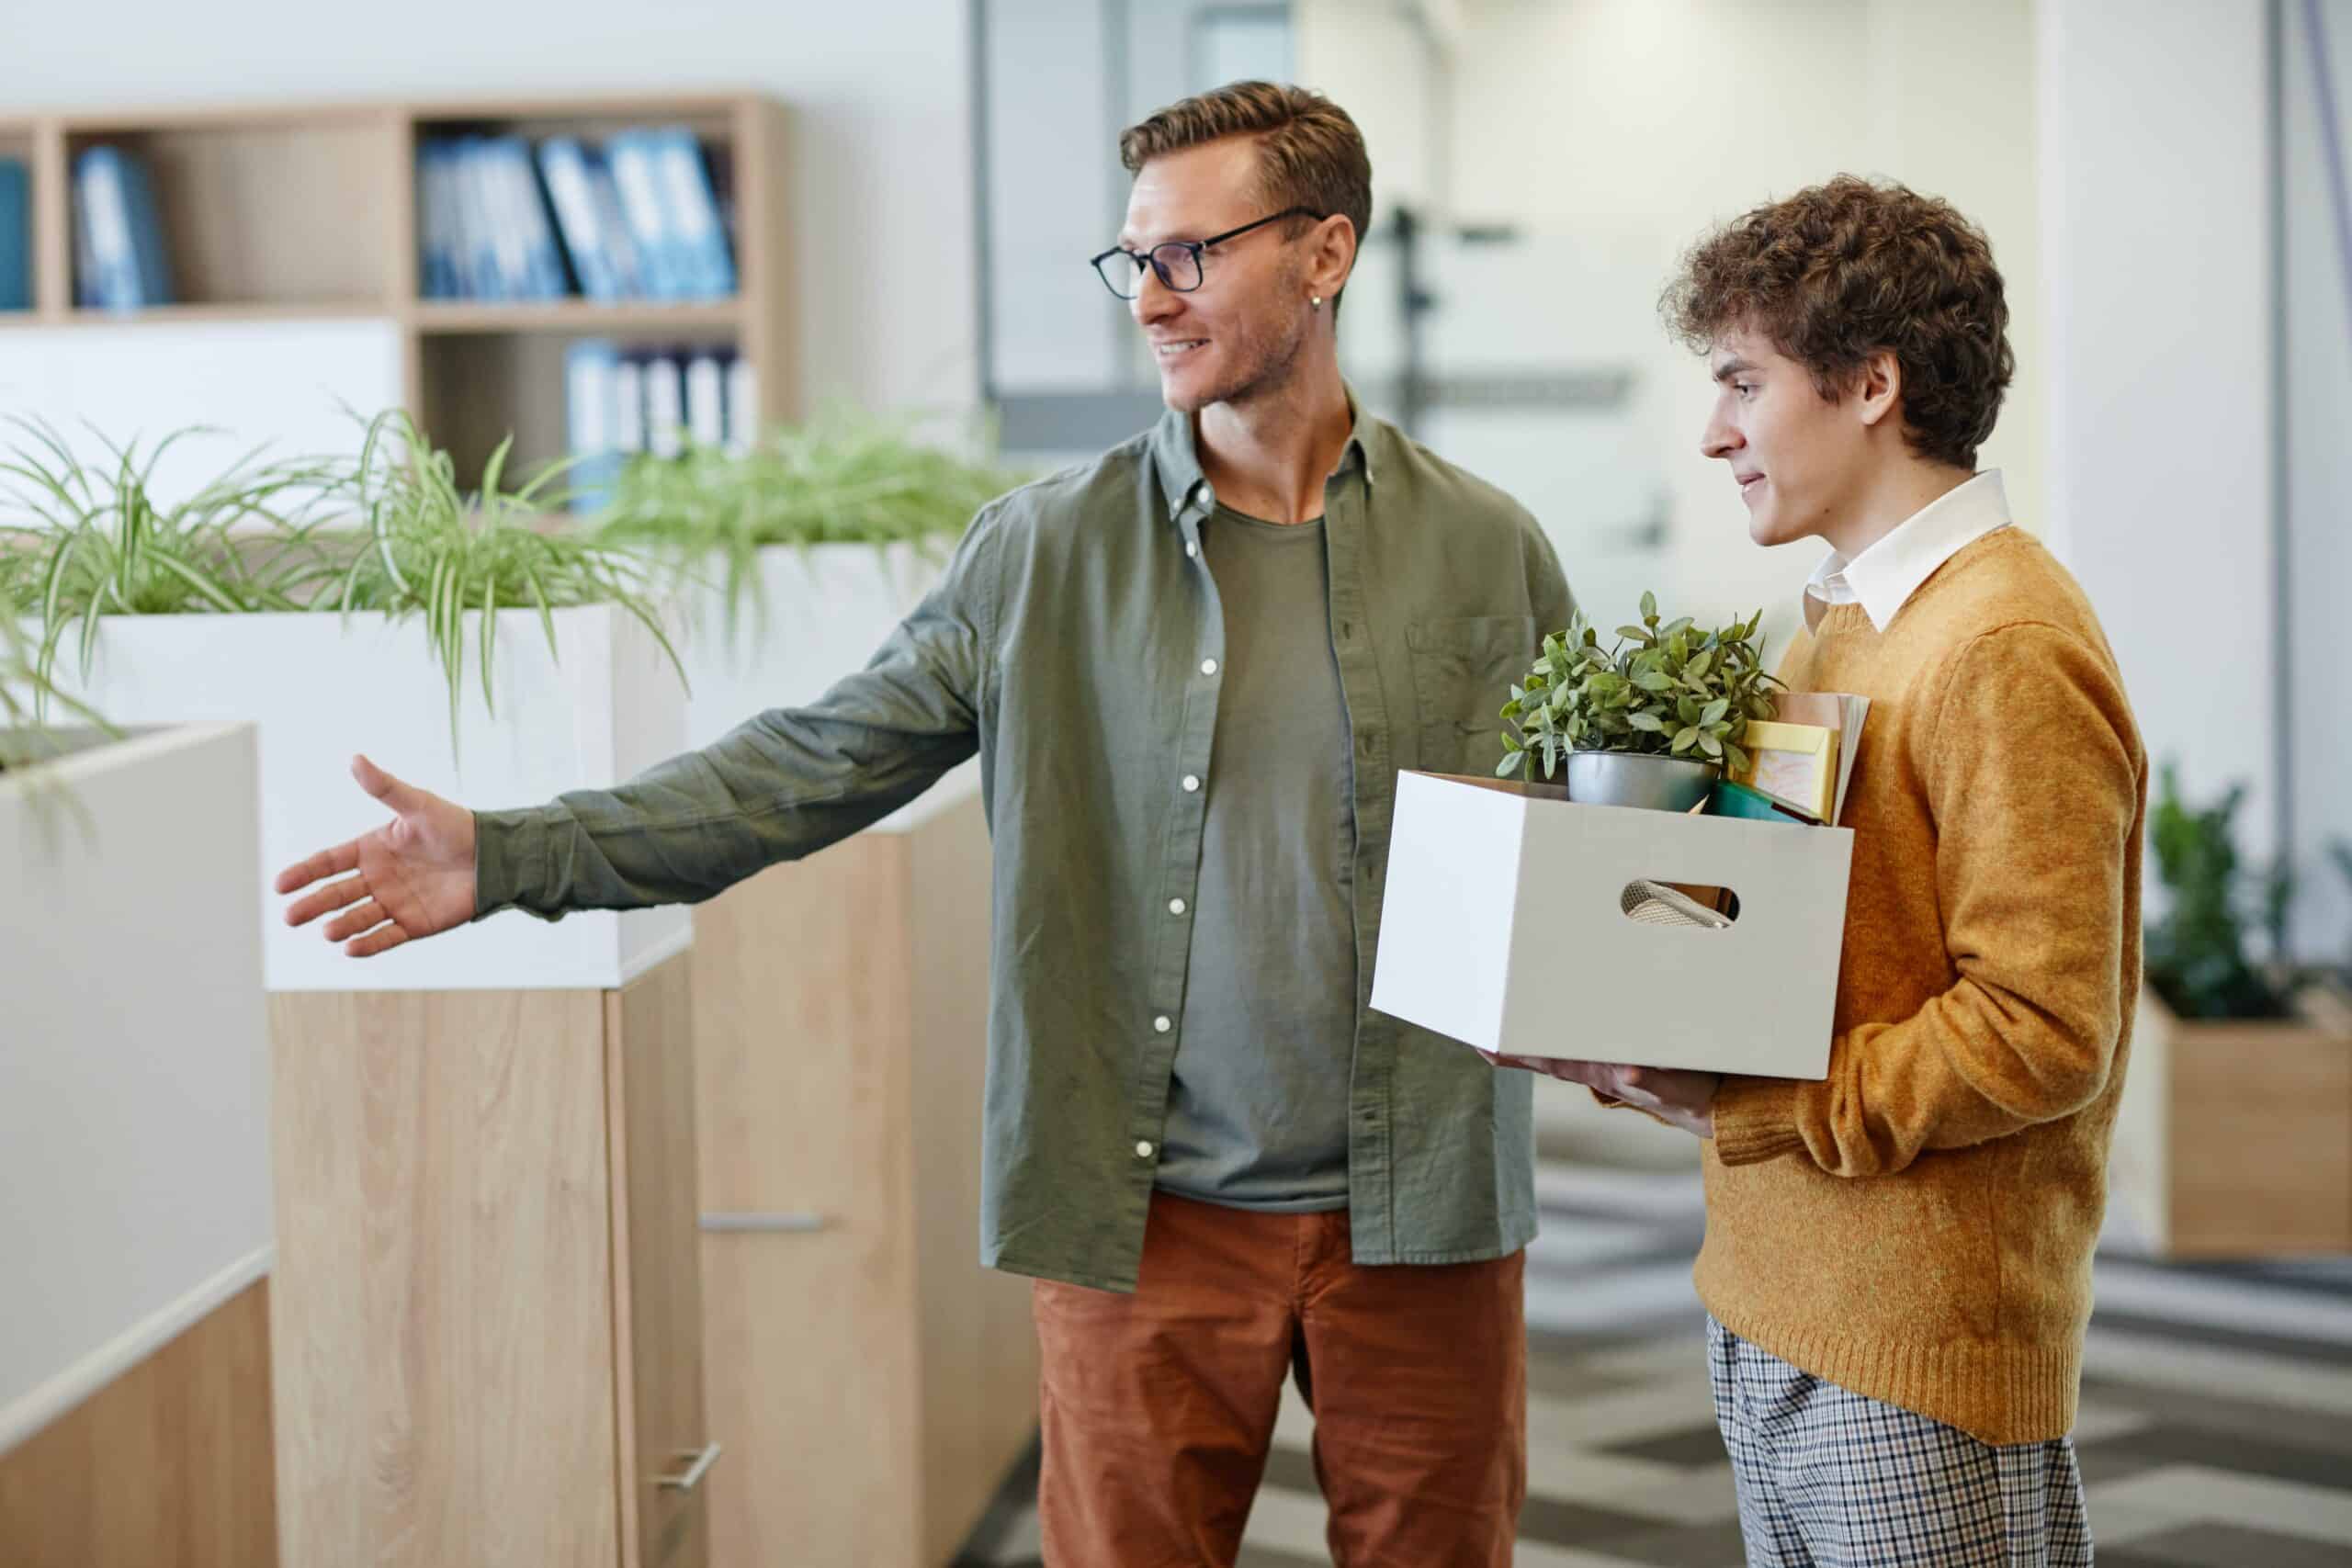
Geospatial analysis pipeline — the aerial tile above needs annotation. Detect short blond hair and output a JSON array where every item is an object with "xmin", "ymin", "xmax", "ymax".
[{"xmin": 1119, "ymin": 80, "xmax": 1372, "ymax": 318}]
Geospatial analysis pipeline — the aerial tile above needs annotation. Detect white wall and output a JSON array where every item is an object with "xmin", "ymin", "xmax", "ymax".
[
  {"xmin": 2283, "ymin": 0, "xmax": 2352, "ymax": 963},
  {"xmin": 0, "ymin": 0, "xmax": 978, "ymax": 416},
  {"xmin": 2040, "ymin": 0, "xmax": 2278, "ymax": 863}
]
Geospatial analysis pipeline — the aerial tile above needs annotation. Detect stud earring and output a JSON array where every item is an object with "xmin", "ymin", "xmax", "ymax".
[{"xmin": 1311, "ymin": 295, "xmax": 1324, "ymax": 311}]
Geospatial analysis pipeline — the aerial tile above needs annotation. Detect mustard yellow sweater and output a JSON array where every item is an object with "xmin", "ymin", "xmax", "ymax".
[{"xmin": 1701, "ymin": 525, "xmax": 2147, "ymax": 1446}]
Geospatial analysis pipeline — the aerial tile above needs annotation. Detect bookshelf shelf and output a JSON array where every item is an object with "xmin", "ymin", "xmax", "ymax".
[
  {"xmin": 0, "ymin": 92, "xmax": 793, "ymax": 491},
  {"xmin": 413, "ymin": 299, "xmax": 743, "ymax": 336},
  {"xmin": 25, "ymin": 300, "xmax": 394, "ymax": 328}
]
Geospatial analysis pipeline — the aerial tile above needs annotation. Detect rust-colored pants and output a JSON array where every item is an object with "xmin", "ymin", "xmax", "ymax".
[{"xmin": 1032, "ymin": 1191, "xmax": 1527, "ymax": 1567}]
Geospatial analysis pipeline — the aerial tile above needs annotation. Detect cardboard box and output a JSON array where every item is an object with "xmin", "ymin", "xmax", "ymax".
[{"xmin": 1370, "ymin": 770, "xmax": 1856, "ymax": 1077}]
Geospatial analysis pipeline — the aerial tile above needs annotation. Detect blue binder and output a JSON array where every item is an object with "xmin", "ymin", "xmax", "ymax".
[
  {"xmin": 588, "ymin": 150, "xmax": 647, "ymax": 299},
  {"xmin": 119, "ymin": 151, "xmax": 174, "ymax": 307},
  {"xmin": 486, "ymin": 136, "xmax": 566, "ymax": 300},
  {"xmin": 416, "ymin": 141, "xmax": 458, "ymax": 299},
  {"xmin": 605, "ymin": 131, "xmax": 678, "ymax": 299},
  {"xmin": 456, "ymin": 138, "xmax": 507, "ymax": 300},
  {"xmin": 74, "ymin": 148, "xmax": 143, "ymax": 310},
  {"xmin": 0, "ymin": 159, "xmax": 28, "ymax": 311},
  {"xmin": 565, "ymin": 338, "xmax": 623, "ymax": 513},
  {"xmin": 650, "ymin": 129, "xmax": 734, "ymax": 299},
  {"xmin": 538, "ymin": 137, "xmax": 621, "ymax": 301}
]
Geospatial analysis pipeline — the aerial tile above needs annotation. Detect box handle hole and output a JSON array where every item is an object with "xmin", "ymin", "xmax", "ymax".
[{"xmin": 1620, "ymin": 880, "xmax": 1738, "ymax": 929}]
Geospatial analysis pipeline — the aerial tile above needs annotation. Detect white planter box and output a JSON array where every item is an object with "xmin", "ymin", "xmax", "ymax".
[
  {"xmin": 674, "ymin": 541, "xmax": 980, "ymax": 813},
  {"xmin": 1370, "ymin": 770, "xmax": 1855, "ymax": 1077},
  {"xmin": 0, "ymin": 723, "xmax": 271, "ymax": 1454},
  {"xmin": 34, "ymin": 605, "xmax": 689, "ymax": 991},
  {"xmin": 675, "ymin": 542, "xmax": 944, "ymax": 746}
]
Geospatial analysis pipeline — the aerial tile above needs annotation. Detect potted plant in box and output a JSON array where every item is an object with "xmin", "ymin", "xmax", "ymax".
[
  {"xmin": 590, "ymin": 404, "xmax": 1028, "ymax": 750},
  {"xmin": 1498, "ymin": 590, "xmax": 1781, "ymax": 811},
  {"xmin": 2110, "ymin": 765, "xmax": 2352, "ymax": 1257}
]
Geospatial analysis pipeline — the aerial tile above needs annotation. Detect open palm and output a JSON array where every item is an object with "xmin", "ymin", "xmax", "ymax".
[{"xmin": 276, "ymin": 755, "xmax": 478, "ymax": 958}]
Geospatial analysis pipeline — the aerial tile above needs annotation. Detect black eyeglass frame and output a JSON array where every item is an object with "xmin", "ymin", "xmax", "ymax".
[{"xmin": 1089, "ymin": 207, "xmax": 1326, "ymax": 299}]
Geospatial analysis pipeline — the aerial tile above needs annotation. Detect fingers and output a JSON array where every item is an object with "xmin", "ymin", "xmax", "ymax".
[
  {"xmin": 323, "ymin": 899, "xmax": 391, "ymax": 944},
  {"xmin": 345, "ymin": 921, "xmax": 410, "ymax": 960},
  {"xmin": 351, "ymin": 754, "xmax": 422, "ymax": 816},
  {"xmin": 274, "ymin": 840, "xmax": 360, "ymax": 897},
  {"xmin": 322, "ymin": 898, "xmax": 408, "ymax": 958},
  {"xmin": 284, "ymin": 872, "xmax": 372, "ymax": 929},
  {"xmin": 1483, "ymin": 1052, "xmax": 1604, "ymax": 1087}
]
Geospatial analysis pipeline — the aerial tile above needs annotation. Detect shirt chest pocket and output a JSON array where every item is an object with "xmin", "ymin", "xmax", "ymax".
[{"xmin": 1406, "ymin": 615, "xmax": 1536, "ymax": 777}]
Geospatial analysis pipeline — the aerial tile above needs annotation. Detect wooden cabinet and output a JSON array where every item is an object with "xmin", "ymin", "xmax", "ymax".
[
  {"xmin": 267, "ymin": 950, "xmax": 713, "ymax": 1568},
  {"xmin": 694, "ymin": 787, "xmax": 1039, "ymax": 1566}
]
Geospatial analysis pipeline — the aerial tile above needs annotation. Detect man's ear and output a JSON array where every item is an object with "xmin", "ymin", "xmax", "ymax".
[
  {"xmin": 1309, "ymin": 215, "xmax": 1357, "ymax": 303},
  {"xmin": 1856, "ymin": 349, "xmax": 1904, "ymax": 429}
]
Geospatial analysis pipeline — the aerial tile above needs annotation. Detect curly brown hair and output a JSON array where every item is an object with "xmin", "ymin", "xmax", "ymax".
[
  {"xmin": 1661, "ymin": 176, "xmax": 2014, "ymax": 469},
  {"xmin": 1119, "ymin": 81, "xmax": 1372, "ymax": 319}
]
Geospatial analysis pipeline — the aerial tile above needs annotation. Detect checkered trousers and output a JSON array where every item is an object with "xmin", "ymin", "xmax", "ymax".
[{"xmin": 1706, "ymin": 1317, "xmax": 2094, "ymax": 1567}]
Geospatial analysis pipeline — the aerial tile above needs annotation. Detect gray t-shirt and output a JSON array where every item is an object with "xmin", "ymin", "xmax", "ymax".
[{"xmin": 1154, "ymin": 504, "xmax": 1361, "ymax": 1213}]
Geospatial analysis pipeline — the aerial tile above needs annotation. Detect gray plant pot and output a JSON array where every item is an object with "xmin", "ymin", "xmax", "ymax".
[{"xmin": 1565, "ymin": 750, "xmax": 1722, "ymax": 812}]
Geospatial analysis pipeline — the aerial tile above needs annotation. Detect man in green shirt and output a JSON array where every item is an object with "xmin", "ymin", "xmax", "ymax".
[{"xmin": 279, "ymin": 81, "xmax": 1571, "ymax": 1565}]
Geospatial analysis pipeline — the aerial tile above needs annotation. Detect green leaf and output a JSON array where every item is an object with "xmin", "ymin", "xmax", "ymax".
[
  {"xmin": 1699, "ymin": 732, "xmax": 1724, "ymax": 759},
  {"xmin": 1634, "ymin": 671, "xmax": 1671, "ymax": 693},
  {"xmin": 1702, "ymin": 697, "xmax": 1729, "ymax": 726},
  {"xmin": 1615, "ymin": 625, "xmax": 1650, "ymax": 643},
  {"xmin": 1627, "ymin": 710, "xmax": 1666, "ymax": 732},
  {"xmin": 1640, "ymin": 589, "xmax": 1657, "ymax": 621},
  {"xmin": 1671, "ymin": 727, "xmax": 1699, "ymax": 754}
]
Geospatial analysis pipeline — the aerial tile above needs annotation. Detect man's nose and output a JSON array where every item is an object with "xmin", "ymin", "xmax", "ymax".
[
  {"xmin": 1701, "ymin": 410, "xmax": 1742, "ymax": 461},
  {"xmin": 1132, "ymin": 261, "xmax": 1180, "ymax": 326}
]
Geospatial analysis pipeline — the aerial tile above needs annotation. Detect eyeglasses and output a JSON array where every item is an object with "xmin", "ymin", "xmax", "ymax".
[{"xmin": 1090, "ymin": 208, "xmax": 1325, "ymax": 299}]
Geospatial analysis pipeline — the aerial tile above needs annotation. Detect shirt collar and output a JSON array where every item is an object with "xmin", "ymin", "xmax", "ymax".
[
  {"xmin": 1148, "ymin": 391, "xmax": 1379, "ymax": 522},
  {"xmin": 1805, "ymin": 469, "xmax": 2012, "ymax": 633}
]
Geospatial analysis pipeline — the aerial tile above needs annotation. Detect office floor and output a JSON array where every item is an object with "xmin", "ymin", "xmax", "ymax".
[{"xmin": 961, "ymin": 1163, "xmax": 2352, "ymax": 1567}]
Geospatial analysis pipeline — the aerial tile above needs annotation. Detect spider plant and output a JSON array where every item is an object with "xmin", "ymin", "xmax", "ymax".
[
  {"xmin": 329, "ymin": 408, "xmax": 687, "ymax": 748},
  {"xmin": 594, "ymin": 404, "xmax": 1029, "ymax": 649},
  {"xmin": 0, "ymin": 415, "xmax": 345, "ymax": 705}
]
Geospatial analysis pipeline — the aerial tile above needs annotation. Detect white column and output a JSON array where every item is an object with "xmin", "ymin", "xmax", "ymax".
[{"xmin": 2038, "ymin": 0, "xmax": 2278, "ymax": 858}]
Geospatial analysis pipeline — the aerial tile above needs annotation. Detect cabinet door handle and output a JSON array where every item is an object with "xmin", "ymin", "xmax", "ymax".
[
  {"xmin": 699, "ymin": 1211, "xmax": 829, "ymax": 1234},
  {"xmin": 657, "ymin": 1441, "xmax": 723, "ymax": 1492}
]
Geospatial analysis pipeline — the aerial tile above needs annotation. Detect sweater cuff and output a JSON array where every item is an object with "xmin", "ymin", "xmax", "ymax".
[
  {"xmin": 472, "ymin": 807, "xmax": 554, "ymax": 922},
  {"xmin": 1710, "ymin": 1077, "xmax": 1805, "ymax": 1165}
]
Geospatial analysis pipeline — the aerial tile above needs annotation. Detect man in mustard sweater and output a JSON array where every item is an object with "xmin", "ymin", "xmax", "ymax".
[{"xmin": 1510, "ymin": 177, "xmax": 2147, "ymax": 1564}]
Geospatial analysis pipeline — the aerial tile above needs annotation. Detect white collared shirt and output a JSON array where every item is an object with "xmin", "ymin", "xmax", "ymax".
[{"xmin": 1805, "ymin": 469, "xmax": 2014, "ymax": 632}]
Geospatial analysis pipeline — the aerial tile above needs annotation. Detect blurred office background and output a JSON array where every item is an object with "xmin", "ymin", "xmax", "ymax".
[{"xmin": 3, "ymin": 3, "xmax": 2347, "ymax": 1566}]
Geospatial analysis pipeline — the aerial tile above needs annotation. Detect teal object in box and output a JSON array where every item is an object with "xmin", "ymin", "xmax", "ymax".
[
  {"xmin": 0, "ymin": 158, "xmax": 28, "ymax": 312},
  {"xmin": 1712, "ymin": 778, "xmax": 1800, "ymax": 822}
]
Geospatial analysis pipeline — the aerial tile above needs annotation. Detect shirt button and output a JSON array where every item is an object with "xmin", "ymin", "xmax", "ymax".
[
  {"xmin": 1200, "ymin": 658, "xmax": 1218, "ymax": 676},
  {"xmin": 1182, "ymin": 774, "xmax": 1201, "ymax": 792},
  {"xmin": 1154, "ymin": 1015, "xmax": 1171, "ymax": 1032},
  {"xmin": 1185, "ymin": 541, "xmax": 1199, "ymax": 558},
  {"xmin": 1135, "ymin": 1140, "xmax": 1156, "ymax": 1159},
  {"xmin": 1169, "ymin": 897, "xmax": 1187, "ymax": 915}
]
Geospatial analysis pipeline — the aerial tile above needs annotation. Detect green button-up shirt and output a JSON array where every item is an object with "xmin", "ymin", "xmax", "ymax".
[{"xmin": 475, "ymin": 405, "xmax": 1575, "ymax": 1292}]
